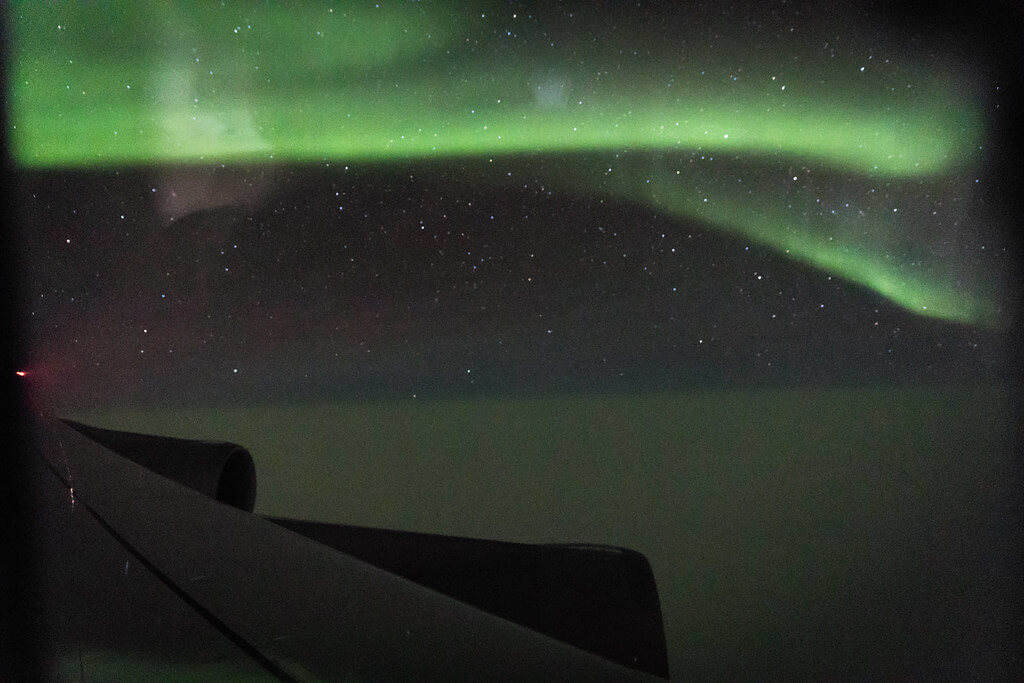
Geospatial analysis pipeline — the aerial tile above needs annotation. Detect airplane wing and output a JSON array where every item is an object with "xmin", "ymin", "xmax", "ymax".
[{"xmin": 17, "ymin": 411, "xmax": 669, "ymax": 680}]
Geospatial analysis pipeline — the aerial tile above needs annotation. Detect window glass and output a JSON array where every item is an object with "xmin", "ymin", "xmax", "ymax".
[{"xmin": 9, "ymin": 2, "xmax": 1019, "ymax": 677}]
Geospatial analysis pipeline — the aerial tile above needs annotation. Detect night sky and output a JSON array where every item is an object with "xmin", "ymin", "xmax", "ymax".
[
  {"xmin": 15, "ymin": 155, "xmax": 1013, "ymax": 412},
  {"xmin": 8, "ymin": 3, "xmax": 1023, "ymax": 678},
  {"xmin": 8, "ymin": 1, "xmax": 1016, "ymax": 409}
]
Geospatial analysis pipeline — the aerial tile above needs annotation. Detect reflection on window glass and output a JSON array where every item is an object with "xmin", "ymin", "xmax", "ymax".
[{"xmin": 9, "ymin": 1, "xmax": 1019, "ymax": 678}]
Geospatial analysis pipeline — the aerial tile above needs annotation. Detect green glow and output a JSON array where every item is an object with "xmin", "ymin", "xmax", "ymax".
[
  {"xmin": 9, "ymin": 57, "xmax": 974, "ymax": 175},
  {"xmin": 7, "ymin": 2, "xmax": 1002, "ymax": 326},
  {"xmin": 589, "ymin": 156, "xmax": 1001, "ymax": 327},
  {"xmin": 8, "ymin": 2, "xmax": 980, "ymax": 174}
]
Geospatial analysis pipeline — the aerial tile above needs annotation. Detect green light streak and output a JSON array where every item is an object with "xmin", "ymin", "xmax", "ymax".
[
  {"xmin": 8, "ymin": 2, "xmax": 979, "ymax": 174},
  {"xmin": 11, "ymin": 54, "xmax": 976, "ymax": 175},
  {"xmin": 469, "ymin": 152, "xmax": 1001, "ymax": 328},
  {"xmin": 6, "ymin": 2, "xmax": 1003, "ymax": 326},
  {"xmin": 639, "ymin": 181, "xmax": 999, "ymax": 327}
]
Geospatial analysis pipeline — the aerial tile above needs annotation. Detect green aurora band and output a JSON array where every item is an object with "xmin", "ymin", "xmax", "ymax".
[{"xmin": 7, "ymin": 2, "xmax": 1004, "ymax": 326}]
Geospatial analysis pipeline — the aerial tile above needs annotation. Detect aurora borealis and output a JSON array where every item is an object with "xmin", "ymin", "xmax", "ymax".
[
  {"xmin": 9, "ymin": 3, "xmax": 980, "ymax": 174},
  {"xmin": 7, "ymin": 1, "xmax": 1009, "ymax": 326}
]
